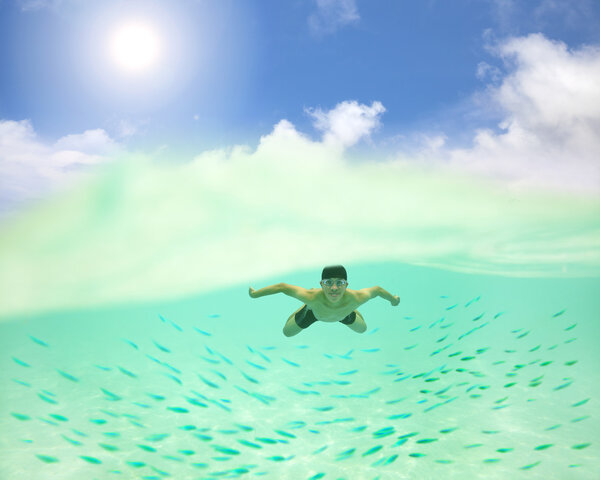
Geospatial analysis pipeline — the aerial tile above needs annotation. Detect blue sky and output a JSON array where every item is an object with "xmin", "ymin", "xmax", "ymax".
[
  {"xmin": 1, "ymin": 0, "xmax": 600, "ymax": 315},
  {"xmin": 1, "ymin": 0, "xmax": 600, "ymax": 212}
]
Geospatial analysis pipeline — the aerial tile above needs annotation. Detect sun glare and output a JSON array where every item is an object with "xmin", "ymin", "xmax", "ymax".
[{"xmin": 109, "ymin": 21, "xmax": 162, "ymax": 74}]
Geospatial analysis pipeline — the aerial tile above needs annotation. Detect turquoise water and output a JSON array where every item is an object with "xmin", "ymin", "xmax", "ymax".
[{"xmin": 1, "ymin": 262, "xmax": 598, "ymax": 479}]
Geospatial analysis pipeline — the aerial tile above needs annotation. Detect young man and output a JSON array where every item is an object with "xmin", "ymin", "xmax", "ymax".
[{"xmin": 249, "ymin": 265, "xmax": 400, "ymax": 337}]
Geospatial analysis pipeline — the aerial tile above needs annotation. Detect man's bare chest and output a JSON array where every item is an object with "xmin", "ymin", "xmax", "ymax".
[{"xmin": 306, "ymin": 297, "xmax": 358, "ymax": 322}]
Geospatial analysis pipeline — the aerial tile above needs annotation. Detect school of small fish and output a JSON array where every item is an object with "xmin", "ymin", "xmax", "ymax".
[{"xmin": 2, "ymin": 293, "xmax": 595, "ymax": 480}]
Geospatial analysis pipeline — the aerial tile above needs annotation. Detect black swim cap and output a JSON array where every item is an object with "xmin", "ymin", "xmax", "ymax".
[{"xmin": 321, "ymin": 265, "xmax": 347, "ymax": 281}]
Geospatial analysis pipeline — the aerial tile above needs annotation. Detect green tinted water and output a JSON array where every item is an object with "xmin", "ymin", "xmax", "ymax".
[
  {"xmin": 0, "ymin": 154, "xmax": 598, "ymax": 479},
  {"xmin": 0, "ymin": 262, "xmax": 598, "ymax": 479}
]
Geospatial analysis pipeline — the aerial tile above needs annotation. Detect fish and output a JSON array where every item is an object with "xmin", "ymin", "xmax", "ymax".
[
  {"xmin": 50, "ymin": 414, "xmax": 68, "ymax": 422},
  {"xmin": 29, "ymin": 335, "xmax": 49, "ymax": 347},
  {"xmin": 240, "ymin": 371, "xmax": 260, "ymax": 384},
  {"xmin": 388, "ymin": 413, "xmax": 412, "ymax": 420},
  {"xmin": 12, "ymin": 357, "xmax": 30, "ymax": 367},
  {"xmin": 372, "ymin": 426, "xmax": 395, "ymax": 438},
  {"xmin": 552, "ymin": 309, "xmax": 566, "ymax": 317},
  {"xmin": 212, "ymin": 445, "xmax": 240, "ymax": 456},
  {"xmin": 439, "ymin": 427, "xmax": 458, "ymax": 434},
  {"xmin": 80, "ymin": 456, "xmax": 102, "ymax": 464},
  {"xmin": 429, "ymin": 318, "xmax": 444, "ymax": 328},
  {"xmin": 61, "ymin": 434, "xmax": 82, "ymax": 446},
  {"xmin": 256, "ymin": 351, "xmax": 271, "ymax": 363},
  {"xmin": 416, "ymin": 438, "xmax": 438, "ymax": 444},
  {"xmin": 282, "ymin": 357, "xmax": 300, "ymax": 367},
  {"xmin": 11, "ymin": 413, "xmax": 31, "ymax": 421},
  {"xmin": 147, "ymin": 393, "xmax": 166, "ymax": 401},
  {"xmin": 287, "ymin": 421, "xmax": 306, "ymax": 429},
  {"xmin": 314, "ymin": 406, "xmax": 334, "ymax": 412},
  {"xmin": 118, "ymin": 366, "xmax": 137, "ymax": 378},
  {"xmin": 249, "ymin": 393, "xmax": 275, "ymax": 406},
  {"xmin": 553, "ymin": 380, "xmax": 573, "ymax": 391},
  {"xmin": 195, "ymin": 327, "xmax": 212, "ymax": 336},
  {"xmin": 164, "ymin": 373, "xmax": 182, "ymax": 385},
  {"xmin": 186, "ymin": 397, "xmax": 208, "ymax": 408},
  {"xmin": 570, "ymin": 416, "xmax": 589, "ymax": 423},
  {"xmin": 571, "ymin": 443, "xmax": 590, "ymax": 449},
  {"xmin": 336, "ymin": 448, "xmax": 356, "ymax": 459},
  {"xmin": 38, "ymin": 393, "xmax": 58, "ymax": 404},
  {"xmin": 199, "ymin": 355, "xmax": 220, "ymax": 365},
  {"xmin": 211, "ymin": 369, "xmax": 227, "ymax": 381},
  {"xmin": 153, "ymin": 340, "xmax": 171, "ymax": 353},
  {"xmin": 520, "ymin": 461, "xmax": 541, "ymax": 470},
  {"xmin": 215, "ymin": 351, "xmax": 233, "ymax": 365},
  {"xmin": 237, "ymin": 439, "xmax": 262, "ymax": 449},
  {"xmin": 465, "ymin": 296, "xmax": 481, "ymax": 307},
  {"xmin": 57, "ymin": 370, "xmax": 79, "ymax": 382},
  {"xmin": 246, "ymin": 360, "xmax": 267, "ymax": 370},
  {"xmin": 162, "ymin": 362, "xmax": 182, "ymax": 374},
  {"xmin": 123, "ymin": 339, "xmax": 139, "ymax": 349},
  {"xmin": 170, "ymin": 320, "xmax": 183, "ymax": 332},
  {"xmin": 255, "ymin": 437, "xmax": 278, "ymax": 444},
  {"xmin": 362, "ymin": 445, "xmax": 383, "ymax": 456},
  {"xmin": 198, "ymin": 375, "xmax": 220, "ymax": 389},
  {"xmin": 99, "ymin": 443, "xmax": 120, "ymax": 451},
  {"xmin": 36, "ymin": 455, "xmax": 59, "ymax": 463}
]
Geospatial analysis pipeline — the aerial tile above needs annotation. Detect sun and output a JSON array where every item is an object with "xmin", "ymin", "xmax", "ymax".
[{"xmin": 109, "ymin": 21, "xmax": 162, "ymax": 74}]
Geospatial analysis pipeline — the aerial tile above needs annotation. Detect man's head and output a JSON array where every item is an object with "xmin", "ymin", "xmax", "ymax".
[{"xmin": 320, "ymin": 265, "xmax": 348, "ymax": 303}]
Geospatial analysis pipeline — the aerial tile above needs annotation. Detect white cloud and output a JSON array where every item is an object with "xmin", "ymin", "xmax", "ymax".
[
  {"xmin": 404, "ymin": 34, "xmax": 600, "ymax": 194},
  {"xmin": 308, "ymin": 0, "xmax": 359, "ymax": 36},
  {"xmin": 306, "ymin": 100, "xmax": 385, "ymax": 150},
  {"xmin": 0, "ymin": 120, "xmax": 120, "ymax": 215},
  {"xmin": 53, "ymin": 128, "xmax": 119, "ymax": 155}
]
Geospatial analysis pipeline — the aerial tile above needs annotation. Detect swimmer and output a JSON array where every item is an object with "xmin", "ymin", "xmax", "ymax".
[{"xmin": 249, "ymin": 265, "xmax": 400, "ymax": 337}]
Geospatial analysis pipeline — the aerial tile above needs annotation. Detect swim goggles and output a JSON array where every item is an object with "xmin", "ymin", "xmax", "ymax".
[{"xmin": 320, "ymin": 279, "xmax": 348, "ymax": 288}]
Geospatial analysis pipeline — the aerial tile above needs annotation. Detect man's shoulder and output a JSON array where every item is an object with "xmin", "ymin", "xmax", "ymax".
[{"xmin": 345, "ymin": 288, "xmax": 373, "ymax": 304}]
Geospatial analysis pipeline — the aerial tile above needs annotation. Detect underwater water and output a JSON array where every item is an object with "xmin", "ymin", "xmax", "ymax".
[{"xmin": 1, "ymin": 262, "xmax": 598, "ymax": 480}]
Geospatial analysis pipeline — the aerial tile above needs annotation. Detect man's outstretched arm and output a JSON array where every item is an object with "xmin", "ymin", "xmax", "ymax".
[
  {"xmin": 249, "ymin": 283, "xmax": 284, "ymax": 298},
  {"xmin": 356, "ymin": 286, "xmax": 400, "ymax": 306},
  {"xmin": 249, "ymin": 283, "xmax": 312, "ymax": 302}
]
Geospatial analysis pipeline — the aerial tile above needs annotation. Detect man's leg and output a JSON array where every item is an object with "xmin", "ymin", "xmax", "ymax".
[
  {"xmin": 283, "ymin": 305, "xmax": 305, "ymax": 337},
  {"xmin": 343, "ymin": 311, "xmax": 367, "ymax": 333}
]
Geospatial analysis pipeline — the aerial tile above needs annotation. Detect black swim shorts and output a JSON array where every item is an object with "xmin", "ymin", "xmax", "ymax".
[{"xmin": 295, "ymin": 305, "xmax": 356, "ymax": 329}]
